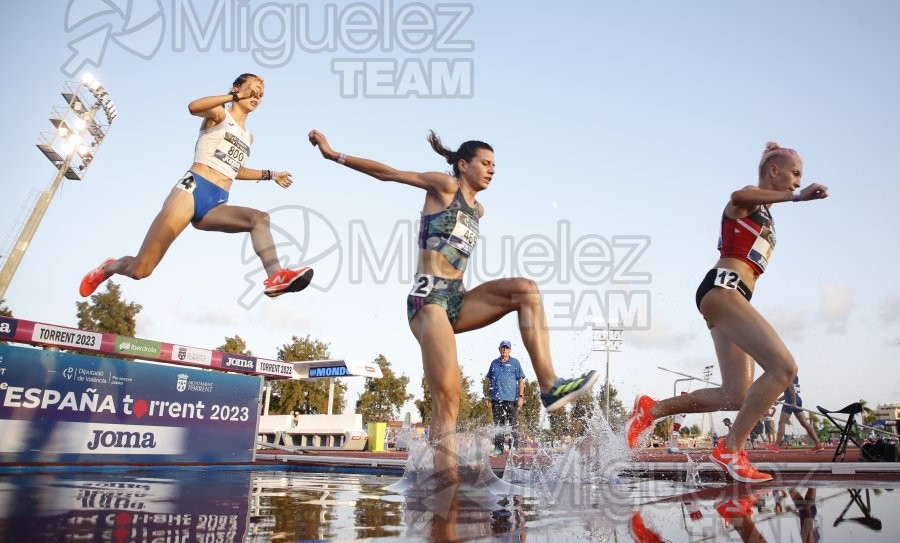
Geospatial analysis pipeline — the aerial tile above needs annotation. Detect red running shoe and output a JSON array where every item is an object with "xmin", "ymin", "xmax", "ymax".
[
  {"xmin": 710, "ymin": 440, "xmax": 773, "ymax": 483},
  {"xmin": 628, "ymin": 511, "xmax": 663, "ymax": 543},
  {"xmin": 79, "ymin": 258, "xmax": 116, "ymax": 297},
  {"xmin": 810, "ymin": 443, "xmax": 825, "ymax": 452},
  {"xmin": 625, "ymin": 394, "xmax": 657, "ymax": 448},
  {"xmin": 765, "ymin": 444, "xmax": 780, "ymax": 452},
  {"xmin": 263, "ymin": 266, "xmax": 314, "ymax": 298},
  {"xmin": 715, "ymin": 492, "xmax": 757, "ymax": 527}
]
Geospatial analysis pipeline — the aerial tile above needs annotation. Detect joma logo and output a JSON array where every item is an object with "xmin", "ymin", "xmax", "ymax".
[{"xmin": 87, "ymin": 430, "xmax": 157, "ymax": 450}]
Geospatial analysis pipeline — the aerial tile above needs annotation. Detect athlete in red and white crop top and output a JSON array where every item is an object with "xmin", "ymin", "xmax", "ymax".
[{"xmin": 717, "ymin": 204, "xmax": 775, "ymax": 276}]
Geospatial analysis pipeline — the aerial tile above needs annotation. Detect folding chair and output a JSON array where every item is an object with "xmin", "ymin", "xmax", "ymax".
[
  {"xmin": 833, "ymin": 489, "xmax": 882, "ymax": 531},
  {"xmin": 816, "ymin": 403, "xmax": 866, "ymax": 462}
]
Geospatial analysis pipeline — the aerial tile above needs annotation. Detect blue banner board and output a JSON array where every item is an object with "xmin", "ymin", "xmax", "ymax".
[{"xmin": 0, "ymin": 344, "xmax": 262, "ymax": 464}]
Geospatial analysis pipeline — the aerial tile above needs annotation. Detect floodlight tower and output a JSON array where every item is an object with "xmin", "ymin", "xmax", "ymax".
[
  {"xmin": 0, "ymin": 75, "xmax": 117, "ymax": 298},
  {"xmin": 592, "ymin": 321, "xmax": 624, "ymax": 418}
]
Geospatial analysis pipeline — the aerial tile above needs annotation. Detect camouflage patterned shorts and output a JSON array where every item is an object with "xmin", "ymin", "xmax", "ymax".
[{"xmin": 406, "ymin": 273, "xmax": 466, "ymax": 325}]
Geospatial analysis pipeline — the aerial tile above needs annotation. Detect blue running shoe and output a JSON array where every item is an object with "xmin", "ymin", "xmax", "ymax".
[{"xmin": 540, "ymin": 370, "xmax": 599, "ymax": 412}]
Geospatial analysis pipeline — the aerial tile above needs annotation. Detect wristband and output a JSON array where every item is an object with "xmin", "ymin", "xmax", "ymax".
[
  {"xmin": 337, "ymin": 153, "xmax": 347, "ymax": 165},
  {"xmin": 791, "ymin": 191, "xmax": 801, "ymax": 202},
  {"xmin": 230, "ymin": 91, "xmax": 239, "ymax": 102}
]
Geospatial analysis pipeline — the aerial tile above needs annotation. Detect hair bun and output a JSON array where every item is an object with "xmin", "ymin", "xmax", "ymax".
[{"xmin": 764, "ymin": 141, "xmax": 780, "ymax": 153}]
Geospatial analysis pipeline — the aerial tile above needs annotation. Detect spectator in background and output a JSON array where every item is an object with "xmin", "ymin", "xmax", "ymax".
[
  {"xmin": 768, "ymin": 376, "xmax": 825, "ymax": 452},
  {"xmin": 485, "ymin": 340, "xmax": 525, "ymax": 456}
]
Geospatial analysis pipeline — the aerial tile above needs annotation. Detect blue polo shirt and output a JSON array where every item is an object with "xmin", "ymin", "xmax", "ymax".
[{"xmin": 486, "ymin": 357, "xmax": 525, "ymax": 401}]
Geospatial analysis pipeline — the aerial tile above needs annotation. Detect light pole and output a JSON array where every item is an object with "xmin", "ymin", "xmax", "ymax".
[
  {"xmin": 592, "ymin": 321, "xmax": 624, "ymax": 418},
  {"xmin": 0, "ymin": 75, "xmax": 117, "ymax": 298},
  {"xmin": 702, "ymin": 364, "xmax": 714, "ymax": 436}
]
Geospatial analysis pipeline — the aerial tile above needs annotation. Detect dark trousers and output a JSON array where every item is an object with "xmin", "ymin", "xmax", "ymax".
[{"xmin": 491, "ymin": 400, "xmax": 519, "ymax": 449}]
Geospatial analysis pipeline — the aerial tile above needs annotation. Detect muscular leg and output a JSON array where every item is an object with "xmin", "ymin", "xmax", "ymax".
[
  {"xmin": 410, "ymin": 305, "xmax": 461, "ymax": 485},
  {"xmin": 650, "ymin": 327, "xmax": 755, "ymax": 418},
  {"xmin": 794, "ymin": 411, "xmax": 821, "ymax": 445},
  {"xmin": 774, "ymin": 411, "xmax": 790, "ymax": 447},
  {"xmin": 105, "ymin": 188, "xmax": 194, "ymax": 280},
  {"xmin": 194, "ymin": 204, "xmax": 280, "ymax": 276},
  {"xmin": 453, "ymin": 278, "xmax": 557, "ymax": 392},
  {"xmin": 699, "ymin": 289, "xmax": 797, "ymax": 451}
]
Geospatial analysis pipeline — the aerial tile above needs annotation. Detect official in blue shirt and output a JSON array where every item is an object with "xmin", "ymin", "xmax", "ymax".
[{"xmin": 485, "ymin": 340, "xmax": 526, "ymax": 455}]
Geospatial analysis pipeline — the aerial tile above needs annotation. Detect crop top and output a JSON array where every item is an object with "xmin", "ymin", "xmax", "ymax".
[
  {"xmin": 418, "ymin": 187, "xmax": 480, "ymax": 271},
  {"xmin": 717, "ymin": 205, "xmax": 775, "ymax": 275},
  {"xmin": 193, "ymin": 109, "xmax": 252, "ymax": 180}
]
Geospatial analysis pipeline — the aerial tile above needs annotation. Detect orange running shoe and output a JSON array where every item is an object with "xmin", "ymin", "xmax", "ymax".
[
  {"xmin": 810, "ymin": 443, "xmax": 825, "ymax": 452},
  {"xmin": 765, "ymin": 444, "xmax": 780, "ymax": 452},
  {"xmin": 79, "ymin": 258, "xmax": 116, "ymax": 297},
  {"xmin": 263, "ymin": 266, "xmax": 314, "ymax": 298},
  {"xmin": 715, "ymin": 492, "xmax": 758, "ymax": 527},
  {"xmin": 625, "ymin": 394, "xmax": 657, "ymax": 448},
  {"xmin": 628, "ymin": 511, "xmax": 663, "ymax": 543},
  {"xmin": 710, "ymin": 440, "xmax": 773, "ymax": 483}
]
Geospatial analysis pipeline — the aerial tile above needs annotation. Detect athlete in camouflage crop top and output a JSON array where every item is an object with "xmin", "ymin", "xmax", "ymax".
[{"xmin": 418, "ymin": 185, "xmax": 480, "ymax": 271}]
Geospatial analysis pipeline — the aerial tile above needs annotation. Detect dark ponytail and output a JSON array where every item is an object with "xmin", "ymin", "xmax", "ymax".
[{"xmin": 427, "ymin": 130, "xmax": 493, "ymax": 177}]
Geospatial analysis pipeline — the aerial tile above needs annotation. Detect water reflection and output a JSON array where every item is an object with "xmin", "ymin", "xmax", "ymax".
[{"xmin": 0, "ymin": 468, "xmax": 897, "ymax": 542}]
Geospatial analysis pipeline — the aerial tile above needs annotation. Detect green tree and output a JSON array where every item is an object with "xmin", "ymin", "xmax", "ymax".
[
  {"xmin": 458, "ymin": 365, "xmax": 491, "ymax": 429},
  {"xmin": 596, "ymin": 383, "xmax": 628, "ymax": 430},
  {"xmin": 415, "ymin": 375, "xmax": 432, "ymax": 426},
  {"xmin": 859, "ymin": 399, "xmax": 877, "ymax": 427},
  {"xmin": 689, "ymin": 424, "xmax": 702, "ymax": 437},
  {"xmin": 271, "ymin": 335, "xmax": 347, "ymax": 414},
  {"xmin": 75, "ymin": 281, "xmax": 142, "ymax": 336},
  {"xmin": 654, "ymin": 418, "xmax": 673, "ymax": 441},
  {"xmin": 218, "ymin": 335, "xmax": 252, "ymax": 355},
  {"xmin": 569, "ymin": 389, "xmax": 595, "ymax": 437},
  {"xmin": 355, "ymin": 354, "xmax": 412, "ymax": 424},
  {"xmin": 545, "ymin": 408, "xmax": 570, "ymax": 443},
  {"xmin": 518, "ymin": 380, "xmax": 542, "ymax": 442}
]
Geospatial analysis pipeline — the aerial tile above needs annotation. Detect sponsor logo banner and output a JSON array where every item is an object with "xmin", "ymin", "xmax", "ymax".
[
  {"xmin": 0, "ymin": 420, "xmax": 186, "ymax": 454},
  {"xmin": 255, "ymin": 359, "xmax": 294, "ymax": 378},
  {"xmin": 0, "ymin": 317, "xmax": 16, "ymax": 339},
  {"xmin": 115, "ymin": 336, "xmax": 161, "ymax": 358},
  {"xmin": 308, "ymin": 365, "xmax": 349, "ymax": 378},
  {"xmin": 0, "ymin": 344, "xmax": 261, "ymax": 464},
  {"xmin": 221, "ymin": 353, "xmax": 257, "ymax": 372},
  {"xmin": 171, "ymin": 345, "xmax": 213, "ymax": 366},
  {"xmin": 31, "ymin": 323, "xmax": 102, "ymax": 350}
]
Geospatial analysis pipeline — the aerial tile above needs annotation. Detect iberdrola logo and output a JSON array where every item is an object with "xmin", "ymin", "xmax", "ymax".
[{"xmin": 61, "ymin": 0, "xmax": 165, "ymax": 77}]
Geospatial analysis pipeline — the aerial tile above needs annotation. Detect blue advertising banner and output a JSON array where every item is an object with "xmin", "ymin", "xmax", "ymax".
[{"xmin": 0, "ymin": 344, "xmax": 262, "ymax": 464}]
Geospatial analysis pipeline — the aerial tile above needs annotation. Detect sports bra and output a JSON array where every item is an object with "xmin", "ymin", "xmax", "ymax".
[
  {"xmin": 718, "ymin": 205, "xmax": 776, "ymax": 275},
  {"xmin": 418, "ymin": 186, "xmax": 480, "ymax": 271},
  {"xmin": 193, "ymin": 109, "xmax": 252, "ymax": 180}
]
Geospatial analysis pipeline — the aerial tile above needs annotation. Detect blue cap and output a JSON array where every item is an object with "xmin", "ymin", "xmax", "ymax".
[{"xmin": 499, "ymin": 340, "xmax": 511, "ymax": 349}]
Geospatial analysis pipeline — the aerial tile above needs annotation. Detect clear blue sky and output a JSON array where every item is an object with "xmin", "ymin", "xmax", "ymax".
[{"xmin": 2, "ymin": 1, "xmax": 898, "ymax": 433}]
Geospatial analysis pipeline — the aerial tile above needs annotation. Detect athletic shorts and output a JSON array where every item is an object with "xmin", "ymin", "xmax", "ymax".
[
  {"xmin": 782, "ymin": 393, "xmax": 803, "ymax": 415},
  {"xmin": 406, "ymin": 273, "xmax": 466, "ymax": 325},
  {"xmin": 695, "ymin": 268, "xmax": 752, "ymax": 311},
  {"xmin": 175, "ymin": 170, "xmax": 229, "ymax": 222}
]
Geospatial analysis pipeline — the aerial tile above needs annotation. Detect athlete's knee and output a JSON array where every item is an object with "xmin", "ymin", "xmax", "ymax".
[
  {"xmin": 767, "ymin": 354, "xmax": 797, "ymax": 389},
  {"xmin": 508, "ymin": 278, "xmax": 541, "ymax": 303},
  {"xmin": 250, "ymin": 209, "xmax": 270, "ymax": 229}
]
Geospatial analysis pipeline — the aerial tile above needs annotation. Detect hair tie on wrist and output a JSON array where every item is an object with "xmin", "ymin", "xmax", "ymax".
[{"xmin": 337, "ymin": 153, "xmax": 347, "ymax": 165}]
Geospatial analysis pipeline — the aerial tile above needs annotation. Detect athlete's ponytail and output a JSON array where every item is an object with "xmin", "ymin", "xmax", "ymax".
[{"xmin": 427, "ymin": 130, "xmax": 494, "ymax": 177}]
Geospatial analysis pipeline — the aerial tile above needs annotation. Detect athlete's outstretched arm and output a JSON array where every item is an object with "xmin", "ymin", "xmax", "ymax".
[
  {"xmin": 730, "ymin": 183, "xmax": 828, "ymax": 207},
  {"xmin": 308, "ymin": 129, "xmax": 454, "ymax": 193}
]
